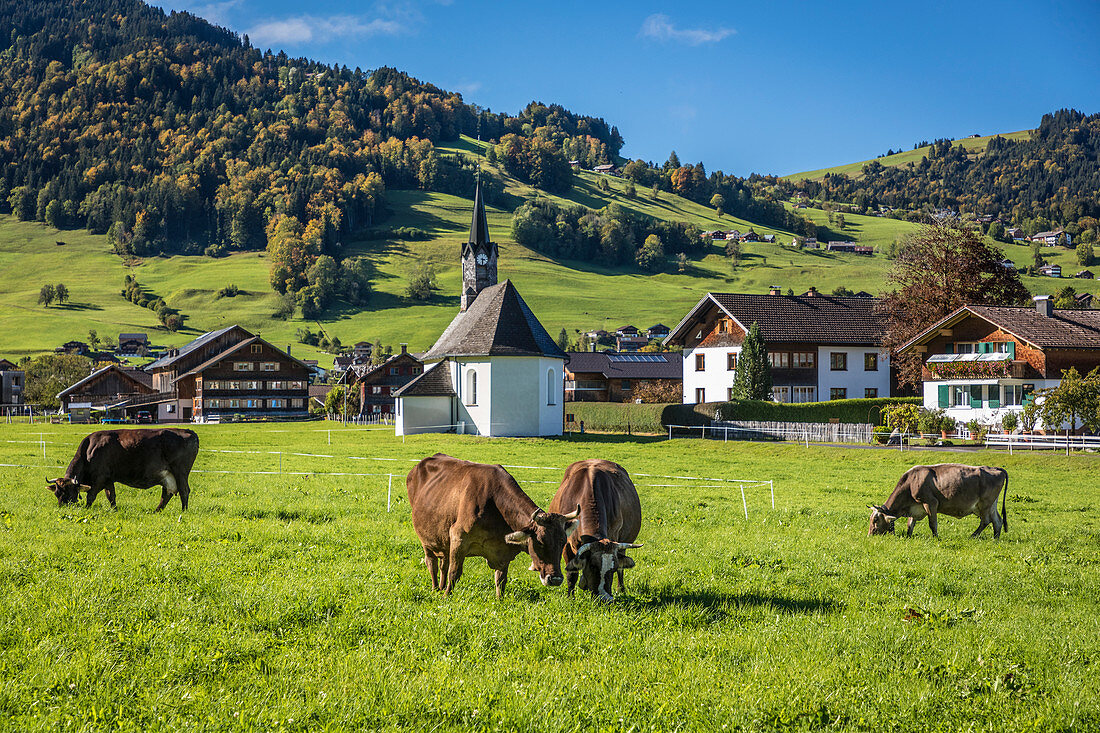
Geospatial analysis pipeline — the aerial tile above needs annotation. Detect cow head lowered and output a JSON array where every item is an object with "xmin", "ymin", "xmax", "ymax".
[
  {"xmin": 46, "ymin": 476, "xmax": 89, "ymax": 506},
  {"xmin": 505, "ymin": 507, "xmax": 580, "ymax": 587},
  {"xmin": 567, "ymin": 538, "xmax": 643, "ymax": 602},
  {"xmin": 868, "ymin": 504, "xmax": 898, "ymax": 536}
]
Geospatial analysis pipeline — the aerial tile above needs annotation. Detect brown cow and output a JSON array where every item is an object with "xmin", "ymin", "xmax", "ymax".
[
  {"xmin": 549, "ymin": 459, "xmax": 641, "ymax": 602},
  {"xmin": 869, "ymin": 463, "xmax": 1008, "ymax": 538},
  {"xmin": 407, "ymin": 453, "xmax": 579, "ymax": 597},
  {"xmin": 47, "ymin": 428, "xmax": 200, "ymax": 511}
]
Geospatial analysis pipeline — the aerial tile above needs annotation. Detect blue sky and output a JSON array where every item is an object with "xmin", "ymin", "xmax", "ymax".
[{"xmin": 152, "ymin": 0, "xmax": 1100, "ymax": 176}]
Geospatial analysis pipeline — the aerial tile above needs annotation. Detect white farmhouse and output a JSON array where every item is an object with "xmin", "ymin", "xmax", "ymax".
[
  {"xmin": 897, "ymin": 295, "xmax": 1100, "ymax": 428},
  {"xmin": 665, "ymin": 289, "xmax": 892, "ymax": 404},
  {"xmin": 394, "ymin": 183, "xmax": 566, "ymax": 437}
]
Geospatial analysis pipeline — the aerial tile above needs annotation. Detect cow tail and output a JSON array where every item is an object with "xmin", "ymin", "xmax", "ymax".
[{"xmin": 1001, "ymin": 471, "xmax": 1009, "ymax": 534}]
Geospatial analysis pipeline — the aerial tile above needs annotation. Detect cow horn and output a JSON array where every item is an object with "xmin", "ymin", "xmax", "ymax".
[
  {"xmin": 562, "ymin": 504, "xmax": 581, "ymax": 521},
  {"xmin": 530, "ymin": 509, "xmax": 543, "ymax": 522},
  {"xmin": 615, "ymin": 542, "xmax": 643, "ymax": 550},
  {"xmin": 575, "ymin": 542, "xmax": 594, "ymax": 559}
]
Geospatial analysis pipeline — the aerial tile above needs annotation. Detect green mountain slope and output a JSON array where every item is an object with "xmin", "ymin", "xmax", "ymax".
[
  {"xmin": 0, "ymin": 152, "xmax": 929, "ymax": 364},
  {"xmin": 784, "ymin": 130, "xmax": 1033, "ymax": 181}
]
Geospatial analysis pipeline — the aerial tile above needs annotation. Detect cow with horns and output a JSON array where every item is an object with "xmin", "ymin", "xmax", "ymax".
[
  {"xmin": 407, "ymin": 453, "xmax": 580, "ymax": 597},
  {"xmin": 869, "ymin": 463, "xmax": 1008, "ymax": 538},
  {"xmin": 550, "ymin": 459, "xmax": 642, "ymax": 602},
  {"xmin": 47, "ymin": 428, "xmax": 200, "ymax": 511}
]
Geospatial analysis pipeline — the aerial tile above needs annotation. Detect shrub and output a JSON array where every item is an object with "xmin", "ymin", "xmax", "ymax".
[
  {"xmin": 1001, "ymin": 412, "xmax": 1019, "ymax": 432},
  {"xmin": 715, "ymin": 397, "xmax": 920, "ymax": 425},
  {"xmin": 216, "ymin": 284, "xmax": 240, "ymax": 298}
]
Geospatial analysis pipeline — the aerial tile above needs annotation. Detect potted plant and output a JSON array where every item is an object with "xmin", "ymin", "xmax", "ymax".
[
  {"xmin": 940, "ymin": 414, "xmax": 956, "ymax": 439},
  {"xmin": 918, "ymin": 409, "xmax": 942, "ymax": 444},
  {"xmin": 1001, "ymin": 411, "xmax": 1018, "ymax": 434},
  {"xmin": 966, "ymin": 418, "xmax": 982, "ymax": 441}
]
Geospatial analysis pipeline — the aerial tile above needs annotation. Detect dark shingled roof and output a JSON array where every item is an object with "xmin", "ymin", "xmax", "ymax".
[
  {"xmin": 565, "ymin": 351, "xmax": 683, "ymax": 380},
  {"xmin": 959, "ymin": 306, "xmax": 1100, "ymax": 349},
  {"xmin": 146, "ymin": 325, "xmax": 241, "ymax": 369},
  {"xmin": 667, "ymin": 293, "xmax": 885, "ymax": 346},
  {"xmin": 393, "ymin": 360, "xmax": 455, "ymax": 397},
  {"xmin": 422, "ymin": 280, "xmax": 566, "ymax": 360}
]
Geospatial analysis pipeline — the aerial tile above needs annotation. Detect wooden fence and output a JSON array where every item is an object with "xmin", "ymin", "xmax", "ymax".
[{"xmin": 674, "ymin": 420, "xmax": 874, "ymax": 444}]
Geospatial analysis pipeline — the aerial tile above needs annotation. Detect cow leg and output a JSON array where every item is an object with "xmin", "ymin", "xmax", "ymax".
[
  {"xmin": 924, "ymin": 502, "xmax": 940, "ymax": 538},
  {"xmin": 616, "ymin": 566, "xmax": 626, "ymax": 594},
  {"xmin": 563, "ymin": 547, "xmax": 578, "ymax": 597},
  {"xmin": 493, "ymin": 567, "xmax": 509, "ymax": 598},
  {"xmin": 424, "ymin": 549, "xmax": 441, "ymax": 591},
  {"xmin": 105, "ymin": 483, "xmax": 117, "ymax": 509},
  {"xmin": 444, "ymin": 533, "xmax": 466, "ymax": 595},
  {"xmin": 154, "ymin": 486, "xmax": 172, "ymax": 512},
  {"xmin": 991, "ymin": 506, "xmax": 1004, "ymax": 539},
  {"xmin": 177, "ymin": 473, "xmax": 190, "ymax": 512},
  {"xmin": 906, "ymin": 517, "xmax": 917, "ymax": 537},
  {"xmin": 85, "ymin": 486, "xmax": 101, "ymax": 508}
]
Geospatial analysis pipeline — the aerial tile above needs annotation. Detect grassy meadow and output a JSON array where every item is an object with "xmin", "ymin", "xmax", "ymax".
[{"xmin": 1, "ymin": 422, "xmax": 1099, "ymax": 731}]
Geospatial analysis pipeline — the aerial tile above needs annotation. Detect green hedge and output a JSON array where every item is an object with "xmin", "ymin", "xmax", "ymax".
[
  {"xmin": 564, "ymin": 402, "xmax": 718, "ymax": 433},
  {"xmin": 714, "ymin": 397, "xmax": 922, "ymax": 425}
]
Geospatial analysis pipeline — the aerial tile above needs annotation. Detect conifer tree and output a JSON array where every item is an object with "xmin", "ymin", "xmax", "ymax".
[{"xmin": 731, "ymin": 322, "xmax": 772, "ymax": 400}]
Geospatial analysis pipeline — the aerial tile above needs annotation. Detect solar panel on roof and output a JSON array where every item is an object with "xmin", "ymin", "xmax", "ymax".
[{"xmin": 608, "ymin": 354, "xmax": 667, "ymax": 363}]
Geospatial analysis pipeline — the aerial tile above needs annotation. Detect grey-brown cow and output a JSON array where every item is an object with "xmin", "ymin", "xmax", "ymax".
[
  {"xmin": 869, "ymin": 463, "xmax": 1008, "ymax": 538},
  {"xmin": 549, "ymin": 459, "xmax": 641, "ymax": 602},
  {"xmin": 407, "ymin": 453, "xmax": 580, "ymax": 597}
]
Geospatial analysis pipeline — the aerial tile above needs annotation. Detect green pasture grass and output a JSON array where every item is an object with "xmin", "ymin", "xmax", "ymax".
[
  {"xmin": 1, "ymin": 422, "xmax": 1098, "ymax": 730},
  {"xmin": 784, "ymin": 130, "xmax": 1034, "ymax": 181}
]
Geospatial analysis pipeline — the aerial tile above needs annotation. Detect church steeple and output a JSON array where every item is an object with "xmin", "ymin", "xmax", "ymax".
[{"xmin": 460, "ymin": 180, "xmax": 497, "ymax": 311}]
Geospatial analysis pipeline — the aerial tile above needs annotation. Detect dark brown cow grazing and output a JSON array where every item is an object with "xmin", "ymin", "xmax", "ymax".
[
  {"xmin": 407, "ymin": 453, "xmax": 579, "ymax": 597},
  {"xmin": 869, "ymin": 463, "xmax": 1008, "ymax": 538},
  {"xmin": 549, "ymin": 459, "xmax": 642, "ymax": 602},
  {"xmin": 47, "ymin": 429, "xmax": 199, "ymax": 511}
]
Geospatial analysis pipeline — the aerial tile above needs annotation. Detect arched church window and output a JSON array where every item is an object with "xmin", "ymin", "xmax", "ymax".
[{"xmin": 465, "ymin": 369, "xmax": 477, "ymax": 406}]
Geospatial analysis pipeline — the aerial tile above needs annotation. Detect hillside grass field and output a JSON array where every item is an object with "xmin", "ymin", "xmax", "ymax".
[
  {"xmin": 784, "ymin": 130, "xmax": 1034, "ymax": 182},
  {"xmin": 1, "ymin": 133, "xmax": 1092, "ymax": 368},
  {"xmin": 0, "ymin": 423, "xmax": 1098, "ymax": 730}
]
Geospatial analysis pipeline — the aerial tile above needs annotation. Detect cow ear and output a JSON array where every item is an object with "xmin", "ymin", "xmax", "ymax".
[
  {"xmin": 564, "ymin": 519, "xmax": 579, "ymax": 538},
  {"xmin": 566, "ymin": 555, "xmax": 582, "ymax": 572},
  {"xmin": 78, "ymin": 484, "xmax": 92, "ymax": 492},
  {"xmin": 505, "ymin": 530, "xmax": 531, "ymax": 546}
]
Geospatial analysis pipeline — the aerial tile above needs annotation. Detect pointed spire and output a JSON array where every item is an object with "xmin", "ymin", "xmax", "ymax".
[{"xmin": 468, "ymin": 180, "xmax": 490, "ymax": 246}]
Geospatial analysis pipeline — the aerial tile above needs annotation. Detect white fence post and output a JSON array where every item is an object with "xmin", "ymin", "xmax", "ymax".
[
  {"xmin": 769, "ymin": 480, "xmax": 775, "ymax": 509},
  {"xmin": 387, "ymin": 474, "xmax": 393, "ymax": 512},
  {"xmin": 739, "ymin": 483, "xmax": 748, "ymax": 520}
]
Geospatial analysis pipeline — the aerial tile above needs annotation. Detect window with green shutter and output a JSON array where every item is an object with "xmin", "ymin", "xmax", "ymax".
[
  {"xmin": 970, "ymin": 384, "xmax": 983, "ymax": 408},
  {"xmin": 988, "ymin": 387, "xmax": 1000, "ymax": 409},
  {"xmin": 1007, "ymin": 342, "xmax": 1016, "ymax": 358},
  {"xmin": 938, "ymin": 384, "xmax": 950, "ymax": 408},
  {"xmin": 945, "ymin": 343, "xmax": 954, "ymax": 354}
]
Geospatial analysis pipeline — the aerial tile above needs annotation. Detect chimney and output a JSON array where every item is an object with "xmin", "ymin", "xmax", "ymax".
[
  {"xmin": 806, "ymin": 286, "xmax": 817, "ymax": 297},
  {"xmin": 769, "ymin": 286, "xmax": 782, "ymax": 296},
  {"xmin": 400, "ymin": 343, "xmax": 408, "ymax": 354},
  {"xmin": 1034, "ymin": 295, "xmax": 1053, "ymax": 317},
  {"xmin": 286, "ymin": 343, "xmax": 292, "ymax": 356}
]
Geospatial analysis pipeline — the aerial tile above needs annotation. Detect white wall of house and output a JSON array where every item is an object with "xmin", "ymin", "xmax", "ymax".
[
  {"xmin": 922, "ymin": 378, "xmax": 1061, "ymax": 428},
  {"xmin": 396, "ymin": 395, "xmax": 453, "ymax": 436},
  {"xmin": 681, "ymin": 346, "xmax": 742, "ymax": 404},
  {"xmin": 816, "ymin": 346, "xmax": 892, "ymax": 400},
  {"xmin": 450, "ymin": 357, "xmax": 564, "ymax": 437}
]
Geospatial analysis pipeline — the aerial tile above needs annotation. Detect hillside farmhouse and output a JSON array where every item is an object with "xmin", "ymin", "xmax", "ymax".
[
  {"xmin": 1031, "ymin": 228, "xmax": 1071, "ymax": 246},
  {"xmin": 666, "ymin": 290, "xmax": 892, "ymax": 404},
  {"xmin": 354, "ymin": 346, "xmax": 423, "ymax": 418},
  {"xmin": 898, "ymin": 295, "xmax": 1100, "ymax": 428},
  {"xmin": 564, "ymin": 351, "xmax": 683, "ymax": 402},
  {"xmin": 1, "ymin": 358, "xmax": 24, "ymax": 412},
  {"xmin": 394, "ymin": 182, "xmax": 565, "ymax": 437}
]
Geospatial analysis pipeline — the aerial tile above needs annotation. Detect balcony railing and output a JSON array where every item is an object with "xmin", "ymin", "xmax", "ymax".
[{"xmin": 926, "ymin": 359, "xmax": 1026, "ymax": 380}]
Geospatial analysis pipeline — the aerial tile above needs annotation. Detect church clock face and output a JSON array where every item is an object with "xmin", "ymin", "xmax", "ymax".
[{"xmin": 476, "ymin": 253, "xmax": 488, "ymax": 265}]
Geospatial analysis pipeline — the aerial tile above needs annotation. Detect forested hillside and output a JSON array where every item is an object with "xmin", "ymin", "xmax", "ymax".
[
  {"xmin": 782, "ymin": 110, "xmax": 1100, "ymax": 241},
  {"xmin": 0, "ymin": 0, "xmax": 622, "ymax": 263}
]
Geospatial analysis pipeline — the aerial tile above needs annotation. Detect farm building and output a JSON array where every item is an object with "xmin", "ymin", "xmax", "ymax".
[
  {"xmin": 564, "ymin": 351, "xmax": 683, "ymax": 402},
  {"xmin": 1, "ymin": 358, "xmax": 25, "ymax": 412},
  {"xmin": 395, "ymin": 182, "xmax": 565, "ymax": 437},
  {"xmin": 897, "ymin": 296, "xmax": 1100, "ymax": 427},
  {"xmin": 56, "ymin": 364, "xmax": 155, "ymax": 419},
  {"xmin": 143, "ymin": 325, "xmax": 310, "ymax": 422},
  {"xmin": 354, "ymin": 347, "xmax": 424, "ymax": 418},
  {"xmin": 117, "ymin": 333, "xmax": 150, "ymax": 355},
  {"xmin": 1030, "ymin": 228, "xmax": 1071, "ymax": 246},
  {"xmin": 666, "ymin": 289, "xmax": 892, "ymax": 404}
]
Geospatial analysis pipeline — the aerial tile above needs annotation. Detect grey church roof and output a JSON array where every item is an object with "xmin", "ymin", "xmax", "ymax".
[
  {"xmin": 393, "ymin": 360, "xmax": 455, "ymax": 397},
  {"xmin": 422, "ymin": 280, "xmax": 567, "ymax": 360}
]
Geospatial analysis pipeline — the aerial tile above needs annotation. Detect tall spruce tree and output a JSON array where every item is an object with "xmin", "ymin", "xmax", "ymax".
[{"xmin": 731, "ymin": 322, "xmax": 772, "ymax": 400}]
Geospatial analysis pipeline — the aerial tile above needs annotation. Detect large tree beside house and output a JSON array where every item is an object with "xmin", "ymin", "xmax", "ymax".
[{"xmin": 879, "ymin": 222, "xmax": 1030, "ymax": 387}]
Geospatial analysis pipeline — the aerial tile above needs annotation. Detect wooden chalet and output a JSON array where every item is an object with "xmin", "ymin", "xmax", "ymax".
[
  {"xmin": 1, "ymin": 358, "xmax": 25, "ymax": 411},
  {"xmin": 56, "ymin": 364, "xmax": 155, "ymax": 419},
  {"xmin": 355, "ymin": 347, "xmax": 424, "ymax": 417}
]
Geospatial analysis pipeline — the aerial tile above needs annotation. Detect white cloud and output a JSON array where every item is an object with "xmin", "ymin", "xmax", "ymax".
[
  {"xmin": 246, "ymin": 14, "xmax": 406, "ymax": 46},
  {"xmin": 151, "ymin": 0, "xmax": 243, "ymax": 27},
  {"xmin": 639, "ymin": 13, "xmax": 735, "ymax": 46},
  {"xmin": 453, "ymin": 81, "xmax": 483, "ymax": 96}
]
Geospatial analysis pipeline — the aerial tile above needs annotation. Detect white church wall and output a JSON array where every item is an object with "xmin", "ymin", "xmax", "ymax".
[
  {"xmin": 482, "ymin": 357, "xmax": 564, "ymax": 437},
  {"xmin": 454, "ymin": 358, "xmax": 492, "ymax": 436},
  {"xmin": 539, "ymin": 357, "xmax": 564, "ymax": 436},
  {"xmin": 395, "ymin": 395, "xmax": 452, "ymax": 436}
]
